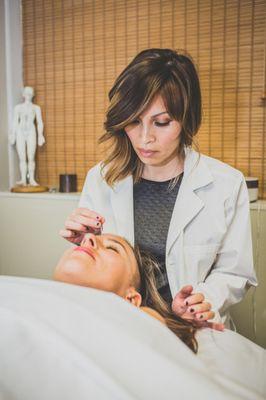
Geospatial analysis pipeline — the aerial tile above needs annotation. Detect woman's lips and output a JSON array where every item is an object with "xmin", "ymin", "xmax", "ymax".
[
  {"xmin": 74, "ymin": 247, "xmax": 95, "ymax": 260},
  {"xmin": 138, "ymin": 148, "xmax": 156, "ymax": 158}
]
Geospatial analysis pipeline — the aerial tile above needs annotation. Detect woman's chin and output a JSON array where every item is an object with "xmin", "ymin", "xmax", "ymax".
[{"xmin": 139, "ymin": 156, "xmax": 160, "ymax": 166}]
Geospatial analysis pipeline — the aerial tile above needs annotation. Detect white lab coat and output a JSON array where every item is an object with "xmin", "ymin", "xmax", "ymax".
[{"xmin": 79, "ymin": 148, "xmax": 257, "ymax": 325}]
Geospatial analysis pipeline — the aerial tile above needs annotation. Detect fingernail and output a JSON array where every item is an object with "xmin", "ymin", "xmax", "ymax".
[
  {"xmin": 96, "ymin": 222, "xmax": 100, "ymax": 227},
  {"xmin": 96, "ymin": 216, "xmax": 100, "ymax": 220},
  {"xmin": 199, "ymin": 315, "xmax": 203, "ymax": 319},
  {"xmin": 189, "ymin": 308, "xmax": 194, "ymax": 313},
  {"xmin": 185, "ymin": 301, "xmax": 189, "ymax": 306}
]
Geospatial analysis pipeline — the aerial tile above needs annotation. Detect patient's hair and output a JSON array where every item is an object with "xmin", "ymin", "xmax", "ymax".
[{"xmin": 133, "ymin": 247, "xmax": 198, "ymax": 354}]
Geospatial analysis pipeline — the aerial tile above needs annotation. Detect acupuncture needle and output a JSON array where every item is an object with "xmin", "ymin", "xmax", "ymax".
[
  {"xmin": 95, "ymin": 224, "xmax": 103, "ymax": 235},
  {"xmin": 84, "ymin": 224, "xmax": 103, "ymax": 236}
]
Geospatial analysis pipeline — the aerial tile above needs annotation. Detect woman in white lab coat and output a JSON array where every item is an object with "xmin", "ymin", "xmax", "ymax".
[{"xmin": 60, "ymin": 48, "xmax": 257, "ymax": 327}]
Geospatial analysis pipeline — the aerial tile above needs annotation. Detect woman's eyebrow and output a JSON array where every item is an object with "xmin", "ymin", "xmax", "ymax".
[
  {"xmin": 151, "ymin": 111, "xmax": 169, "ymax": 118},
  {"xmin": 137, "ymin": 111, "xmax": 169, "ymax": 121},
  {"xmin": 107, "ymin": 238, "xmax": 128, "ymax": 253}
]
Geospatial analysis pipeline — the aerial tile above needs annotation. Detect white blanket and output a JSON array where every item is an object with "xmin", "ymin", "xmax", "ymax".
[{"xmin": 0, "ymin": 276, "xmax": 265, "ymax": 400}]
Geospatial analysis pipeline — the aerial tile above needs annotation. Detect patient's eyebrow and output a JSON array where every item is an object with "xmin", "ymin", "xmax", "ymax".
[{"xmin": 107, "ymin": 237, "xmax": 128, "ymax": 253}]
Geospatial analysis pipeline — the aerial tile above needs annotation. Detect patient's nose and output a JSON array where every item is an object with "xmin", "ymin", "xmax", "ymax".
[{"xmin": 81, "ymin": 233, "xmax": 98, "ymax": 249}]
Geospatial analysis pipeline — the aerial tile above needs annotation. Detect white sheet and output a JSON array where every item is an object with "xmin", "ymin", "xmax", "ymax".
[
  {"xmin": 197, "ymin": 328, "xmax": 266, "ymax": 397},
  {"xmin": 0, "ymin": 276, "xmax": 265, "ymax": 400}
]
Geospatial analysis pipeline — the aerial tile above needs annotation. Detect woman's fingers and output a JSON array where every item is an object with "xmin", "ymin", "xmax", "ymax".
[
  {"xmin": 175, "ymin": 289, "xmax": 218, "ymax": 325},
  {"xmin": 73, "ymin": 208, "xmax": 105, "ymax": 224},
  {"xmin": 180, "ymin": 303, "xmax": 215, "ymax": 322},
  {"xmin": 65, "ymin": 219, "xmax": 89, "ymax": 232},
  {"xmin": 194, "ymin": 310, "xmax": 215, "ymax": 321},
  {"xmin": 59, "ymin": 229, "xmax": 85, "ymax": 244},
  {"xmin": 194, "ymin": 320, "xmax": 224, "ymax": 331},
  {"xmin": 61, "ymin": 208, "xmax": 105, "ymax": 244},
  {"xmin": 66, "ymin": 215, "xmax": 102, "ymax": 231},
  {"xmin": 206, "ymin": 322, "xmax": 225, "ymax": 331},
  {"xmin": 172, "ymin": 290, "xmax": 215, "ymax": 322},
  {"xmin": 187, "ymin": 302, "xmax": 212, "ymax": 315},
  {"xmin": 178, "ymin": 285, "xmax": 193, "ymax": 299},
  {"xmin": 59, "ymin": 229, "xmax": 76, "ymax": 238},
  {"xmin": 171, "ymin": 286, "xmax": 194, "ymax": 315},
  {"xmin": 186, "ymin": 298, "xmax": 214, "ymax": 321},
  {"xmin": 184, "ymin": 292, "xmax": 204, "ymax": 306},
  {"xmin": 65, "ymin": 208, "xmax": 105, "ymax": 233}
]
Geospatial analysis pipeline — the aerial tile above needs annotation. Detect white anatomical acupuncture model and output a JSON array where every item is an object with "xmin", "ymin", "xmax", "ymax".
[{"xmin": 10, "ymin": 86, "xmax": 45, "ymax": 186}]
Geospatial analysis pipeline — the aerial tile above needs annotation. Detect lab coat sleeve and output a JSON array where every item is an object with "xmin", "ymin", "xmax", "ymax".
[{"xmin": 194, "ymin": 174, "xmax": 258, "ymax": 324}]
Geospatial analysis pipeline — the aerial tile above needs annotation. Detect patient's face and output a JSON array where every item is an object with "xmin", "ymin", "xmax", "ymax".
[{"xmin": 54, "ymin": 234, "xmax": 138, "ymax": 297}]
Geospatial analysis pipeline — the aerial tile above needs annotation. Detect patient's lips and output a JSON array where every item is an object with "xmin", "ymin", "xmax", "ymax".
[{"xmin": 74, "ymin": 246, "xmax": 96, "ymax": 260}]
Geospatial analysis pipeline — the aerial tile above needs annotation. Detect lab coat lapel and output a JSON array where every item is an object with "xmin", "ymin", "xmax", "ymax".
[
  {"xmin": 166, "ymin": 149, "xmax": 214, "ymax": 254},
  {"xmin": 110, "ymin": 175, "xmax": 135, "ymax": 245}
]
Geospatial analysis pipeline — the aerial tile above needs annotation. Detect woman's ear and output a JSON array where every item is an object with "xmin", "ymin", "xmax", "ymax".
[{"xmin": 125, "ymin": 287, "xmax": 142, "ymax": 307}]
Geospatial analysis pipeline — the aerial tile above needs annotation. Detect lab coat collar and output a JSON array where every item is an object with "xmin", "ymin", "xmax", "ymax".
[
  {"xmin": 166, "ymin": 148, "xmax": 214, "ymax": 254},
  {"xmin": 183, "ymin": 147, "xmax": 214, "ymax": 190},
  {"xmin": 110, "ymin": 148, "xmax": 214, "ymax": 248},
  {"xmin": 110, "ymin": 174, "xmax": 135, "ymax": 245}
]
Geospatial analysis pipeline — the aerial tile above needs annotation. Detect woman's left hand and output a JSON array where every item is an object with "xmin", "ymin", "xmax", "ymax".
[{"xmin": 171, "ymin": 285, "xmax": 224, "ymax": 331}]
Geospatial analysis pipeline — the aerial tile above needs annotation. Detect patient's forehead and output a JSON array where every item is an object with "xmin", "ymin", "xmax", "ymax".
[{"xmin": 102, "ymin": 233, "xmax": 132, "ymax": 249}]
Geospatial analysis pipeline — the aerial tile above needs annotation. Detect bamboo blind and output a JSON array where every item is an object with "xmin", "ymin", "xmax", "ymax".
[{"xmin": 22, "ymin": 0, "xmax": 266, "ymax": 197}]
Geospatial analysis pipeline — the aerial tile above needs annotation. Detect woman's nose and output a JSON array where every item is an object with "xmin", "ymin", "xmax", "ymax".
[
  {"xmin": 140, "ymin": 125, "xmax": 155, "ymax": 144},
  {"xmin": 81, "ymin": 233, "xmax": 98, "ymax": 249}
]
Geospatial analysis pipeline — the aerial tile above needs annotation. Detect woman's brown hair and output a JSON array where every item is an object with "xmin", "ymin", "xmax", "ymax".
[
  {"xmin": 133, "ymin": 246, "xmax": 198, "ymax": 354},
  {"xmin": 99, "ymin": 48, "xmax": 202, "ymax": 187}
]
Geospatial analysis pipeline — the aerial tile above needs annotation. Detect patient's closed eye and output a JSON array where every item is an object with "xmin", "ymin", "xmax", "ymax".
[
  {"xmin": 106, "ymin": 245, "xmax": 119, "ymax": 253},
  {"xmin": 104, "ymin": 237, "xmax": 126, "ymax": 254}
]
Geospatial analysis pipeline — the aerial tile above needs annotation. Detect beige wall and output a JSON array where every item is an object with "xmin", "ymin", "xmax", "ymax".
[
  {"xmin": 0, "ymin": 193, "xmax": 265, "ymax": 348},
  {"xmin": 0, "ymin": 193, "xmax": 79, "ymax": 278}
]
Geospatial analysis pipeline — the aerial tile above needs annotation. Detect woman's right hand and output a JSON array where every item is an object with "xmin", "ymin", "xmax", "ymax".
[{"xmin": 59, "ymin": 208, "xmax": 105, "ymax": 245}]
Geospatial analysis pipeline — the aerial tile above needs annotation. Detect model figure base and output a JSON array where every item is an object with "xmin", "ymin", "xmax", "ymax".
[{"xmin": 11, "ymin": 185, "xmax": 49, "ymax": 193}]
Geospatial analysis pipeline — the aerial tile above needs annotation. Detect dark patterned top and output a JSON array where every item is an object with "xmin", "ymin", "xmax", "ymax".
[{"xmin": 133, "ymin": 174, "xmax": 183, "ymax": 304}]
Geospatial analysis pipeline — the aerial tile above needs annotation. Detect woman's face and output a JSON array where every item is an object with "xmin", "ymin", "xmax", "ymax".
[
  {"xmin": 54, "ymin": 234, "xmax": 138, "ymax": 297},
  {"xmin": 124, "ymin": 95, "xmax": 182, "ymax": 168}
]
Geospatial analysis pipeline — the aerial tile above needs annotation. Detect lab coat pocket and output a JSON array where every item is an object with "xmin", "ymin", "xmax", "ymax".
[{"xmin": 183, "ymin": 244, "xmax": 220, "ymax": 283}]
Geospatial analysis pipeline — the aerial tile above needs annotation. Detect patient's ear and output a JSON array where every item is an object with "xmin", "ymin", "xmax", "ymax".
[{"xmin": 125, "ymin": 287, "xmax": 142, "ymax": 307}]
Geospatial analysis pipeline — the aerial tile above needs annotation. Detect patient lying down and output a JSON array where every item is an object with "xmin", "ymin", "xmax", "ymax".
[{"xmin": 54, "ymin": 233, "xmax": 199, "ymax": 353}]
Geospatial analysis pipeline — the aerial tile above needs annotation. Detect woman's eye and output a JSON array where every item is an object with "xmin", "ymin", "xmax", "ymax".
[
  {"xmin": 127, "ymin": 119, "xmax": 171, "ymax": 129},
  {"xmin": 155, "ymin": 121, "xmax": 171, "ymax": 127}
]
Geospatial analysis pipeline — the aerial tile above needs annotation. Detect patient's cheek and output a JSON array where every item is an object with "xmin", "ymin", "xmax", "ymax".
[
  {"xmin": 55, "ymin": 248, "xmax": 73, "ymax": 266},
  {"xmin": 54, "ymin": 249, "xmax": 85, "ymax": 283}
]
